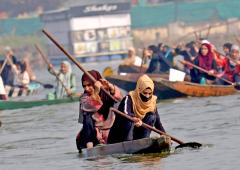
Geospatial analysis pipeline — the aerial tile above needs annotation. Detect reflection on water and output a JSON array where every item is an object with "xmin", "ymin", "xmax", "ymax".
[{"xmin": 1, "ymin": 61, "xmax": 240, "ymax": 169}]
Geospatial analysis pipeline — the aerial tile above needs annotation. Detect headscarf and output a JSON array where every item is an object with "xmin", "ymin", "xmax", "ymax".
[
  {"xmin": 81, "ymin": 70, "xmax": 103, "ymax": 111},
  {"xmin": 81, "ymin": 70, "xmax": 102, "ymax": 87},
  {"xmin": 56, "ymin": 60, "xmax": 72, "ymax": 98},
  {"xmin": 122, "ymin": 47, "xmax": 137, "ymax": 65},
  {"xmin": 59, "ymin": 61, "xmax": 72, "ymax": 84},
  {"xmin": 198, "ymin": 43, "xmax": 214, "ymax": 71},
  {"xmin": 129, "ymin": 74, "xmax": 157, "ymax": 120}
]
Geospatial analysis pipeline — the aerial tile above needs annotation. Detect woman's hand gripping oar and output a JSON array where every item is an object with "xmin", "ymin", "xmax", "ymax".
[
  {"xmin": 35, "ymin": 44, "xmax": 73, "ymax": 97},
  {"xmin": 180, "ymin": 60, "xmax": 235, "ymax": 85},
  {"xmin": 42, "ymin": 29, "xmax": 119, "ymax": 102},
  {"xmin": 110, "ymin": 107, "xmax": 202, "ymax": 149}
]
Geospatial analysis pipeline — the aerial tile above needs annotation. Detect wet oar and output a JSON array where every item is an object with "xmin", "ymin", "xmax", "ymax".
[
  {"xmin": 42, "ymin": 29, "xmax": 119, "ymax": 102},
  {"xmin": 110, "ymin": 108, "xmax": 202, "ymax": 149},
  {"xmin": 35, "ymin": 44, "xmax": 71, "ymax": 96},
  {"xmin": 180, "ymin": 60, "xmax": 235, "ymax": 85},
  {"xmin": 31, "ymin": 80, "xmax": 54, "ymax": 89}
]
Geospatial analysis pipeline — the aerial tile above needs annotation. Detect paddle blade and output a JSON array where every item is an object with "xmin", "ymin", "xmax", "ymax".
[
  {"xmin": 102, "ymin": 67, "xmax": 114, "ymax": 77},
  {"xmin": 43, "ymin": 84, "xmax": 54, "ymax": 89},
  {"xmin": 175, "ymin": 142, "xmax": 202, "ymax": 149}
]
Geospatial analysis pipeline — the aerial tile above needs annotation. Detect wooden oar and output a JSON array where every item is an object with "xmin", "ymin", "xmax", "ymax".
[
  {"xmin": 42, "ymin": 29, "xmax": 119, "ymax": 102},
  {"xmin": 31, "ymin": 80, "xmax": 54, "ymax": 89},
  {"xmin": 35, "ymin": 44, "xmax": 72, "ymax": 96},
  {"xmin": 139, "ymin": 48, "xmax": 146, "ymax": 73},
  {"xmin": 180, "ymin": 60, "xmax": 235, "ymax": 85},
  {"xmin": 110, "ymin": 108, "xmax": 202, "ymax": 149},
  {"xmin": 206, "ymin": 26, "xmax": 211, "ymax": 39}
]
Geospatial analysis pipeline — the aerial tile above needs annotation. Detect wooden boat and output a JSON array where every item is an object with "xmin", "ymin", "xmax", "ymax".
[
  {"xmin": 0, "ymin": 96, "xmax": 79, "ymax": 110},
  {"xmin": 158, "ymin": 78, "xmax": 238, "ymax": 97},
  {"xmin": 80, "ymin": 136, "xmax": 171, "ymax": 158},
  {"xmin": 106, "ymin": 73, "xmax": 186, "ymax": 100},
  {"xmin": 118, "ymin": 64, "xmax": 147, "ymax": 74}
]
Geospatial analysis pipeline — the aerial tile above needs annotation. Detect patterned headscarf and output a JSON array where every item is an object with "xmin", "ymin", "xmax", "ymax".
[{"xmin": 81, "ymin": 70, "xmax": 102, "ymax": 86}]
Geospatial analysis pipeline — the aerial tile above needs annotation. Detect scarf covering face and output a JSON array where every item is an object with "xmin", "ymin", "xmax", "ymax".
[
  {"xmin": 198, "ymin": 43, "xmax": 214, "ymax": 71},
  {"xmin": 129, "ymin": 74, "xmax": 157, "ymax": 119}
]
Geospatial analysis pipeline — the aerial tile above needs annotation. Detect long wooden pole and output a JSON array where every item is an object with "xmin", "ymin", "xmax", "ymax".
[
  {"xmin": 35, "ymin": 44, "xmax": 71, "ymax": 95},
  {"xmin": 180, "ymin": 60, "xmax": 234, "ymax": 85},
  {"xmin": 110, "ymin": 108, "xmax": 184, "ymax": 144},
  {"xmin": 42, "ymin": 29, "xmax": 118, "ymax": 102}
]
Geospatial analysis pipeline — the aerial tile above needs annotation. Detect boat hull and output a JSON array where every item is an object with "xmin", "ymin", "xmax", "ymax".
[
  {"xmin": 80, "ymin": 137, "xmax": 170, "ymax": 158},
  {"xmin": 0, "ymin": 96, "xmax": 79, "ymax": 110},
  {"xmin": 106, "ymin": 73, "xmax": 185, "ymax": 100},
  {"xmin": 118, "ymin": 65, "xmax": 147, "ymax": 73},
  {"xmin": 158, "ymin": 78, "xmax": 238, "ymax": 97}
]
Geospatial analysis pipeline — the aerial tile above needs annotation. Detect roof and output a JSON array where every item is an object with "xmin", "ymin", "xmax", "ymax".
[{"xmin": 63, "ymin": 0, "xmax": 130, "ymax": 7}]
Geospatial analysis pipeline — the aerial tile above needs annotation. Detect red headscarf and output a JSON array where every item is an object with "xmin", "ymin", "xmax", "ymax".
[
  {"xmin": 81, "ymin": 70, "xmax": 102, "ymax": 86},
  {"xmin": 198, "ymin": 43, "xmax": 214, "ymax": 71}
]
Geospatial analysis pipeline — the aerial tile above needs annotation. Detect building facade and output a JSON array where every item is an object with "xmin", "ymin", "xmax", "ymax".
[{"xmin": 41, "ymin": 2, "xmax": 132, "ymax": 63}]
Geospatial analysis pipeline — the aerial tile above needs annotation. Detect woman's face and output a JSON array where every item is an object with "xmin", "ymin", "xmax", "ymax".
[
  {"xmin": 200, "ymin": 45, "xmax": 209, "ymax": 56},
  {"xmin": 231, "ymin": 49, "xmax": 239, "ymax": 60},
  {"xmin": 223, "ymin": 47, "xmax": 230, "ymax": 54},
  {"xmin": 60, "ymin": 63, "xmax": 69, "ymax": 74},
  {"xmin": 82, "ymin": 81, "xmax": 94, "ymax": 95},
  {"xmin": 140, "ymin": 88, "xmax": 153, "ymax": 102}
]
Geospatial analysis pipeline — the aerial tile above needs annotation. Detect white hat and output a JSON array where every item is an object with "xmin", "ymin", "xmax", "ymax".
[
  {"xmin": 231, "ymin": 44, "xmax": 239, "ymax": 51},
  {"xmin": 201, "ymin": 40, "xmax": 211, "ymax": 45}
]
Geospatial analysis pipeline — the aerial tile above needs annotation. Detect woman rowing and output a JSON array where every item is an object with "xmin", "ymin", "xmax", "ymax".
[
  {"xmin": 189, "ymin": 42, "xmax": 218, "ymax": 84},
  {"xmin": 15, "ymin": 61, "xmax": 30, "ymax": 88},
  {"xmin": 216, "ymin": 44, "xmax": 240, "ymax": 85},
  {"xmin": 76, "ymin": 70, "xmax": 122, "ymax": 151},
  {"xmin": 229, "ymin": 45, "xmax": 240, "ymax": 85},
  {"xmin": 48, "ymin": 61, "xmax": 76, "ymax": 99},
  {"xmin": 121, "ymin": 47, "xmax": 142, "ymax": 67},
  {"xmin": 1, "ymin": 46, "xmax": 18, "ymax": 87},
  {"xmin": 107, "ymin": 74, "xmax": 167, "ymax": 144}
]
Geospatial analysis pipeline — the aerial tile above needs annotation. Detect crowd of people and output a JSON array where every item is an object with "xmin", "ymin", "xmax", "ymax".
[
  {"xmin": 0, "ymin": 46, "xmax": 37, "ymax": 100},
  {"xmin": 121, "ymin": 39, "xmax": 240, "ymax": 86},
  {"xmin": 0, "ymin": 46, "xmax": 79, "ymax": 101},
  {"xmin": 2, "ymin": 38, "xmax": 240, "ymax": 153}
]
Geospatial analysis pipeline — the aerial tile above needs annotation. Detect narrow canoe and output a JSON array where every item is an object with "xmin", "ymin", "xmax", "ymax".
[
  {"xmin": 80, "ymin": 137, "xmax": 171, "ymax": 158},
  {"xmin": 0, "ymin": 96, "xmax": 79, "ymax": 110},
  {"xmin": 106, "ymin": 73, "xmax": 185, "ymax": 100},
  {"xmin": 118, "ymin": 64, "xmax": 147, "ymax": 74},
  {"xmin": 158, "ymin": 78, "xmax": 238, "ymax": 97}
]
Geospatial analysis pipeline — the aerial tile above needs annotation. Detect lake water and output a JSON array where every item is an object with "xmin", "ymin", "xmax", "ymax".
[{"xmin": 1, "ymin": 60, "xmax": 240, "ymax": 170}]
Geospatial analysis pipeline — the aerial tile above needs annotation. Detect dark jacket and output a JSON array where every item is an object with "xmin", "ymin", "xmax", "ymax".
[
  {"xmin": 1, "ymin": 56, "xmax": 17, "ymax": 86},
  {"xmin": 108, "ymin": 95, "xmax": 165, "ymax": 144}
]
